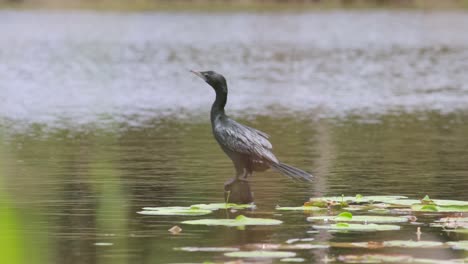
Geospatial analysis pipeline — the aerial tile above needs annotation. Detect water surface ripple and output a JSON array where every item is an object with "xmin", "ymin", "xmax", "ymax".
[{"xmin": 1, "ymin": 11, "xmax": 468, "ymax": 129}]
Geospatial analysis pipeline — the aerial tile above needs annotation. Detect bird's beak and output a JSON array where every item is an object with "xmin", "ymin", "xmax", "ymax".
[{"xmin": 190, "ymin": 70, "xmax": 206, "ymax": 81}]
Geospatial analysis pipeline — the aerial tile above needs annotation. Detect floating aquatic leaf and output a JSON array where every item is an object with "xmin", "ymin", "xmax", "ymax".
[
  {"xmin": 281, "ymin": 257, "xmax": 305, "ymax": 262},
  {"xmin": 431, "ymin": 199, "xmax": 468, "ymax": 206},
  {"xmin": 343, "ymin": 205, "xmax": 369, "ymax": 211},
  {"xmin": 224, "ymin": 251, "xmax": 296, "ymax": 258},
  {"xmin": 138, "ymin": 207, "xmax": 212, "ymax": 216},
  {"xmin": 383, "ymin": 199, "xmax": 421, "ymax": 206},
  {"xmin": 333, "ymin": 240, "xmax": 445, "ymax": 249},
  {"xmin": 439, "ymin": 217, "xmax": 468, "ymax": 222},
  {"xmin": 190, "ymin": 203, "xmax": 255, "ymax": 210},
  {"xmin": 368, "ymin": 208, "xmax": 391, "ymax": 214},
  {"xmin": 387, "ymin": 199, "xmax": 468, "ymax": 208},
  {"xmin": 447, "ymin": 241, "xmax": 468, "ymax": 251},
  {"xmin": 182, "ymin": 215, "xmax": 282, "ymax": 227},
  {"xmin": 311, "ymin": 195, "xmax": 407, "ymax": 204},
  {"xmin": 286, "ymin": 238, "xmax": 314, "ymax": 244},
  {"xmin": 338, "ymin": 254, "xmax": 413, "ymax": 263},
  {"xmin": 337, "ymin": 212, "xmax": 353, "ymax": 219},
  {"xmin": 174, "ymin": 247, "xmax": 239, "ymax": 252},
  {"xmin": 312, "ymin": 223, "xmax": 400, "ymax": 232},
  {"xmin": 433, "ymin": 217, "xmax": 468, "ymax": 229},
  {"xmin": 382, "ymin": 240, "xmax": 444, "ymax": 248},
  {"xmin": 245, "ymin": 243, "xmax": 328, "ymax": 250},
  {"xmin": 94, "ymin": 242, "xmax": 113, "ymax": 246},
  {"xmin": 411, "ymin": 204, "xmax": 468, "ymax": 212},
  {"xmin": 276, "ymin": 206, "xmax": 324, "ymax": 211},
  {"xmin": 336, "ymin": 254, "xmax": 463, "ymax": 264},
  {"xmin": 308, "ymin": 215, "xmax": 408, "ymax": 223}
]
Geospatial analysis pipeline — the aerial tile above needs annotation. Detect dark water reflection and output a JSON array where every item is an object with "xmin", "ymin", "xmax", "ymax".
[{"xmin": 1, "ymin": 112, "xmax": 468, "ymax": 263}]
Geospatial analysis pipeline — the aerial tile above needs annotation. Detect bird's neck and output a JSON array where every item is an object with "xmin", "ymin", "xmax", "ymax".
[{"xmin": 211, "ymin": 90, "xmax": 227, "ymax": 122}]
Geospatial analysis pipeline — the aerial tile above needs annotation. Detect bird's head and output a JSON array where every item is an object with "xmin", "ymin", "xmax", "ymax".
[{"xmin": 191, "ymin": 70, "xmax": 227, "ymax": 93}]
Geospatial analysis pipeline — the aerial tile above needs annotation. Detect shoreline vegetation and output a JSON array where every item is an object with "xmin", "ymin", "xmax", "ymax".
[{"xmin": 1, "ymin": 0, "xmax": 468, "ymax": 11}]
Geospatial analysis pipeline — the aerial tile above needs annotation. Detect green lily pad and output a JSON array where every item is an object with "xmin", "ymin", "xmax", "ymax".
[
  {"xmin": 383, "ymin": 240, "xmax": 444, "ymax": 248},
  {"xmin": 138, "ymin": 207, "xmax": 212, "ymax": 216},
  {"xmin": 311, "ymin": 195, "xmax": 407, "ymax": 204},
  {"xmin": 337, "ymin": 254, "xmax": 413, "ymax": 263},
  {"xmin": 174, "ymin": 247, "xmax": 239, "ymax": 252},
  {"xmin": 281, "ymin": 258, "xmax": 305, "ymax": 262},
  {"xmin": 337, "ymin": 212, "xmax": 353, "ymax": 219},
  {"xmin": 308, "ymin": 215, "xmax": 408, "ymax": 223},
  {"xmin": 190, "ymin": 203, "xmax": 255, "ymax": 210},
  {"xmin": 411, "ymin": 204, "xmax": 468, "ymax": 212},
  {"xmin": 331, "ymin": 241, "xmax": 444, "ymax": 249},
  {"xmin": 224, "ymin": 251, "xmax": 296, "ymax": 258},
  {"xmin": 286, "ymin": 238, "xmax": 315, "ymax": 244},
  {"xmin": 439, "ymin": 217, "xmax": 468, "ymax": 222},
  {"xmin": 181, "ymin": 215, "xmax": 282, "ymax": 227},
  {"xmin": 447, "ymin": 241, "xmax": 468, "ymax": 251},
  {"xmin": 312, "ymin": 223, "xmax": 400, "ymax": 232},
  {"xmin": 368, "ymin": 208, "xmax": 391, "ymax": 214},
  {"xmin": 383, "ymin": 199, "xmax": 421, "ymax": 206},
  {"xmin": 432, "ymin": 199, "xmax": 468, "ymax": 206},
  {"xmin": 433, "ymin": 217, "xmax": 468, "ymax": 229},
  {"xmin": 343, "ymin": 205, "xmax": 369, "ymax": 211},
  {"xmin": 337, "ymin": 254, "xmax": 462, "ymax": 264},
  {"xmin": 276, "ymin": 206, "xmax": 324, "ymax": 211},
  {"xmin": 245, "ymin": 243, "xmax": 328, "ymax": 250}
]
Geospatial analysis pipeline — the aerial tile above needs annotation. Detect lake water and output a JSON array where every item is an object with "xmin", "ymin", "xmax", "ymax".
[{"xmin": 0, "ymin": 10, "xmax": 468, "ymax": 264}]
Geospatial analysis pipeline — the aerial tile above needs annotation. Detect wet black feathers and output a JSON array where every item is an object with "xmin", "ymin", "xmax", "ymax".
[{"xmin": 213, "ymin": 116, "xmax": 278, "ymax": 163}]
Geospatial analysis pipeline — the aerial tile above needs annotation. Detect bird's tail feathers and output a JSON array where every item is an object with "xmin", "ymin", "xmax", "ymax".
[{"xmin": 270, "ymin": 162, "xmax": 313, "ymax": 182}]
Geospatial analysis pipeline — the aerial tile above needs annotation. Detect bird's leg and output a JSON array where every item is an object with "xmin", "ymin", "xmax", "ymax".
[{"xmin": 238, "ymin": 168, "xmax": 250, "ymax": 182}]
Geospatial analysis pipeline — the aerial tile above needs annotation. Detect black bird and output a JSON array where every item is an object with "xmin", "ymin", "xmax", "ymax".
[{"xmin": 191, "ymin": 70, "xmax": 313, "ymax": 186}]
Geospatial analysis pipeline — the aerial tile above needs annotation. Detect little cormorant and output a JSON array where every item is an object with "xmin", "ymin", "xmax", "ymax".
[{"xmin": 191, "ymin": 70, "xmax": 313, "ymax": 185}]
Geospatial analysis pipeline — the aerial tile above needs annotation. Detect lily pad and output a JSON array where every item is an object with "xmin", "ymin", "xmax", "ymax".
[
  {"xmin": 336, "ymin": 254, "xmax": 462, "ymax": 264},
  {"xmin": 439, "ymin": 217, "xmax": 468, "ymax": 222},
  {"xmin": 245, "ymin": 243, "xmax": 328, "ymax": 250},
  {"xmin": 331, "ymin": 240, "xmax": 444, "ymax": 249},
  {"xmin": 286, "ymin": 238, "xmax": 315, "ymax": 244},
  {"xmin": 138, "ymin": 207, "xmax": 212, "ymax": 216},
  {"xmin": 386, "ymin": 198, "xmax": 468, "ymax": 208},
  {"xmin": 311, "ymin": 195, "xmax": 407, "ymax": 204},
  {"xmin": 433, "ymin": 217, "xmax": 468, "ymax": 229},
  {"xmin": 447, "ymin": 241, "xmax": 468, "ymax": 251},
  {"xmin": 432, "ymin": 199, "xmax": 468, "ymax": 206},
  {"xmin": 181, "ymin": 215, "xmax": 282, "ymax": 227},
  {"xmin": 281, "ymin": 258, "xmax": 305, "ymax": 262},
  {"xmin": 338, "ymin": 254, "xmax": 413, "ymax": 263},
  {"xmin": 190, "ymin": 203, "xmax": 255, "ymax": 210},
  {"xmin": 368, "ymin": 208, "xmax": 391, "ymax": 214},
  {"xmin": 312, "ymin": 223, "xmax": 401, "ymax": 232},
  {"xmin": 174, "ymin": 247, "xmax": 239, "ymax": 252},
  {"xmin": 411, "ymin": 204, "xmax": 468, "ymax": 212},
  {"xmin": 308, "ymin": 215, "xmax": 408, "ymax": 223},
  {"xmin": 383, "ymin": 240, "xmax": 444, "ymax": 248},
  {"xmin": 276, "ymin": 206, "xmax": 324, "ymax": 211},
  {"xmin": 224, "ymin": 251, "xmax": 296, "ymax": 258},
  {"xmin": 383, "ymin": 199, "xmax": 421, "ymax": 206}
]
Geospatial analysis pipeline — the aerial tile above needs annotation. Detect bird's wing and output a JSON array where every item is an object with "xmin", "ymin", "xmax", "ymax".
[{"xmin": 214, "ymin": 119, "xmax": 278, "ymax": 163}]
